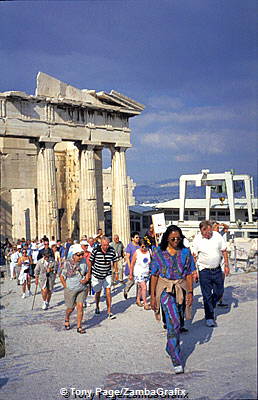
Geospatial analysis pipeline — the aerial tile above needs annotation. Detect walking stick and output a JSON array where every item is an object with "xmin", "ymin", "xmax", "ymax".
[{"xmin": 31, "ymin": 280, "xmax": 38, "ymax": 311}]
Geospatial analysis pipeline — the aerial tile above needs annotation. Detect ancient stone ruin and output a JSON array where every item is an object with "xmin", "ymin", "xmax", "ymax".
[{"xmin": 0, "ymin": 72, "xmax": 144, "ymax": 245}]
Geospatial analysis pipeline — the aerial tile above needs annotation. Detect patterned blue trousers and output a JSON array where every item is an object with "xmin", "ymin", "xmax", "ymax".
[{"xmin": 160, "ymin": 290, "xmax": 183, "ymax": 367}]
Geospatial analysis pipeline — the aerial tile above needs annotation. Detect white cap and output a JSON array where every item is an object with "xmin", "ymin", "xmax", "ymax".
[
  {"xmin": 70, "ymin": 244, "xmax": 84, "ymax": 255},
  {"xmin": 17, "ymin": 245, "xmax": 22, "ymax": 249},
  {"xmin": 80, "ymin": 240, "xmax": 89, "ymax": 246}
]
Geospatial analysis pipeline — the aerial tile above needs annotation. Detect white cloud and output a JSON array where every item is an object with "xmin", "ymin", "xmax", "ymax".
[
  {"xmin": 147, "ymin": 95, "xmax": 184, "ymax": 110},
  {"xmin": 137, "ymin": 106, "xmax": 238, "ymax": 129},
  {"xmin": 135, "ymin": 100, "xmax": 257, "ymax": 130},
  {"xmin": 141, "ymin": 132, "xmax": 178, "ymax": 149},
  {"xmin": 175, "ymin": 154, "xmax": 194, "ymax": 162},
  {"xmin": 140, "ymin": 130, "xmax": 226, "ymax": 156}
]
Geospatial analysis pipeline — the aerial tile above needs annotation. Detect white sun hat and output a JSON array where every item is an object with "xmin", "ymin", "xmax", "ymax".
[{"xmin": 70, "ymin": 244, "xmax": 84, "ymax": 255}]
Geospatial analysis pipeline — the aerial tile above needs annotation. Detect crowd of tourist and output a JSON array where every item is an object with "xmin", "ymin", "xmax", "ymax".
[{"xmin": 1, "ymin": 220, "xmax": 230, "ymax": 374}]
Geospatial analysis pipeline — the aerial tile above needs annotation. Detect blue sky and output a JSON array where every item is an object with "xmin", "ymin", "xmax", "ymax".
[{"xmin": 0, "ymin": 0, "xmax": 257, "ymax": 184}]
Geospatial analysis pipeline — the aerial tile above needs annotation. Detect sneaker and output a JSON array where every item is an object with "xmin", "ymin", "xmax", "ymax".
[
  {"xmin": 174, "ymin": 365, "xmax": 184, "ymax": 374},
  {"xmin": 180, "ymin": 327, "xmax": 189, "ymax": 333},
  {"xmin": 42, "ymin": 301, "xmax": 48, "ymax": 310},
  {"xmin": 95, "ymin": 307, "xmax": 100, "ymax": 315},
  {"xmin": 21, "ymin": 293, "xmax": 26, "ymax": 299},
  {"xmin": 28, "ymin": 291, "xmax": 33, "ymax": 297},
  {"xmin": 217, "ymin": 302, "xmax": 229, "ymax": 308},
  {"xmin": 206, "ymin": 319, "xmax": 216, "ymax": 327},
  {"xmin": 108, "ymin": 313, "xmax": 116, "ymax": 320}
]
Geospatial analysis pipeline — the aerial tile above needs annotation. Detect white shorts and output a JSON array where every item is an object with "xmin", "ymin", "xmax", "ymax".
[{"xmin": 91, "ymin": 275, "xmax": 112, "ymax": 292}]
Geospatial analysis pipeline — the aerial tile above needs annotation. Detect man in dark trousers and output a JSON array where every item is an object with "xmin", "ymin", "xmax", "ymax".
[{"xmin": 192, "ymin": 220, "xmax": 229, "ymax": 327}]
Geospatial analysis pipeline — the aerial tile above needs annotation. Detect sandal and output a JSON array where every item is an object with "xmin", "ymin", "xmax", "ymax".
[
  {"xmin": 136, "ymin": 300, "xmax": 143, "ymax": 307},
  {"xmin": 108, "ymin": 313, "xmax": 116, "ymax": 320},
  {"xmin": 144, "ymin": 304, "xmax": 151, "ymax": 310},
  {"xmin": 64, "ymin": 320, "xmax": 70, "ymax": 330},
  {"xmin": 77, "ymin": 327, "xmax": 86, "ymax": 334}
]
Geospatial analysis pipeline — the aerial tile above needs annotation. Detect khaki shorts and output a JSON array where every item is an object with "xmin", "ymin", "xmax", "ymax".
[{"xmin": 64, "ymin": 288, "xmax": 86, "ymax": 309}]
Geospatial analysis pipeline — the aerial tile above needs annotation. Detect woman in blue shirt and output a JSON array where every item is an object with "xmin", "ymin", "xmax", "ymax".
[{"xmin": 150, "ymin": 225, "xmax": 195, "ymax": 374}]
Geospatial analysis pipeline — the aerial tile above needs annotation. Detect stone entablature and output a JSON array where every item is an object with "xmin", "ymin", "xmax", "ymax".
[
  {"xmin": 0, "ymin": 73, "xmax": 144, "ymax": 245},
  {"xmin": 0, "ymin": 72, "xmax": 143, "ymax": 147}
]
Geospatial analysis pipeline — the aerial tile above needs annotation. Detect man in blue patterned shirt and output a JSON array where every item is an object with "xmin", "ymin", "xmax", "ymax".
[{"xmin": 60, "ymin": 244, "xmax": 89, "ymax": 334}]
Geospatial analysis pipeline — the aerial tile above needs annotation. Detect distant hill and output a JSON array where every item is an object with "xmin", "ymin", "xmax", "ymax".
[
  {"xmin": 134, "ymin": 176, "xmax": 257, "ymax": 204},
  {"xmin": 134, "ymin": 179, "xmax": 204, "ymax": 203}
]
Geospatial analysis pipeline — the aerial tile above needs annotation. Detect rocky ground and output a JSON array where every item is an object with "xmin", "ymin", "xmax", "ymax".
[{"xmin": 0, "ymin": 269, "xmax": 257, "ymax": 400}]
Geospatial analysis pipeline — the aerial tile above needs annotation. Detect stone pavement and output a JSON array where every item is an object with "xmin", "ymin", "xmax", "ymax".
[{"xmin": 0, "ymin": 271, "xmax": 257, "ymax": 400}]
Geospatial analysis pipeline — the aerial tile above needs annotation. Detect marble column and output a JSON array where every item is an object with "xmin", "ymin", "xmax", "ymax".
[
  {"xmin": 37, "ymin": 140, "xmax": 59, "ymax": 239},
  {"xmin": 225, "ymin": 171, "xmax": 236, "ymax": 222},
  {"xmin": 179, "ymin": 177, "xmax": 187, "ymax": 222},
  {"xmin": 205, "ymin": 185, "xmax": 211, "ymax": 220},
  {"xmin": 244, "ymin": 177, "xmax": 253, "ymax": 222},
  {"xmin": 111, "ymin": 147, "xmax": 130, "ymax": 246},
  {"xmin": 95, "ymin": 148, "xmax": 105, "ymax": 233},
  {"xmin": 79, "ymin": 145, "xmax": 98, "ymax": 237}
]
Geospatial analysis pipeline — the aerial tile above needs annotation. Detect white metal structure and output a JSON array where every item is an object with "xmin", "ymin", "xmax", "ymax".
[{"xmin": 179, "ymin": 169, "xmax": 254, "ymax": 223}]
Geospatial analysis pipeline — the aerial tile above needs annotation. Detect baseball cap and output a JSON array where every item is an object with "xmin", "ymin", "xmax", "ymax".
[
  {"xmin": 80, "ymin": 240, "xmax": 89, "ymax": 246},
  {"xmin": 70, "ymin": 244, "xmax": 84, "ymax": 255}
]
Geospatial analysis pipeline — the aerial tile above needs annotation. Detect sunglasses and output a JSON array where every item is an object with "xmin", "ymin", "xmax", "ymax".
[
  {"xmin": 168, "ymin": 237, "xmax": 182, "ymax": 242},
  {"xmin": 75, "ymin": 253, "xmax": 84, "ymax": 257},
  {"xmin": 141, "ymin": 245, "xmax": 146, "ymax": 248}
]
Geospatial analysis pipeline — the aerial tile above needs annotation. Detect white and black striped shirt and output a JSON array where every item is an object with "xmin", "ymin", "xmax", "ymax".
[{"xmin": 90, "ymin": 245, "xmax": 117, "ymax": 279}]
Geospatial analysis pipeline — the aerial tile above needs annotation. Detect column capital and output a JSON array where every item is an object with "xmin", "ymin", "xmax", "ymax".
[
  {"xmin": 39, "ymin": 136, "xmax": 62, "ymax": 143},
  {"xmin": 110, "ymin": 144, "xmax": 131, "ymax": 153},
  {"xmin": 38, "ymin": 136, "xmax": 62, "ymax": 149},
  {"xmin": 74, "ymin": 141, "xmax": 102, "ymax": 151}
]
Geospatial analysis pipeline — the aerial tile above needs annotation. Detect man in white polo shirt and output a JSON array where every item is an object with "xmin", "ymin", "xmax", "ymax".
[{"xmin": 192, "ymin": 220, "xmax": 229, "ymax": 327}]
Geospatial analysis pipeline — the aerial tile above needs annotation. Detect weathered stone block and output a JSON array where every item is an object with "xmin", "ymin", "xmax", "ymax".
[
  {"xmin": 52, "ymin": 124, "xmax": 91, "ymax": 141},
  {"xmin": 6, "ymin": 120, "xmax": 48, "ymax": 137},
  {"xmin": 36, "ymin": 72, "xmax": 102, "ymax": 106}
]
